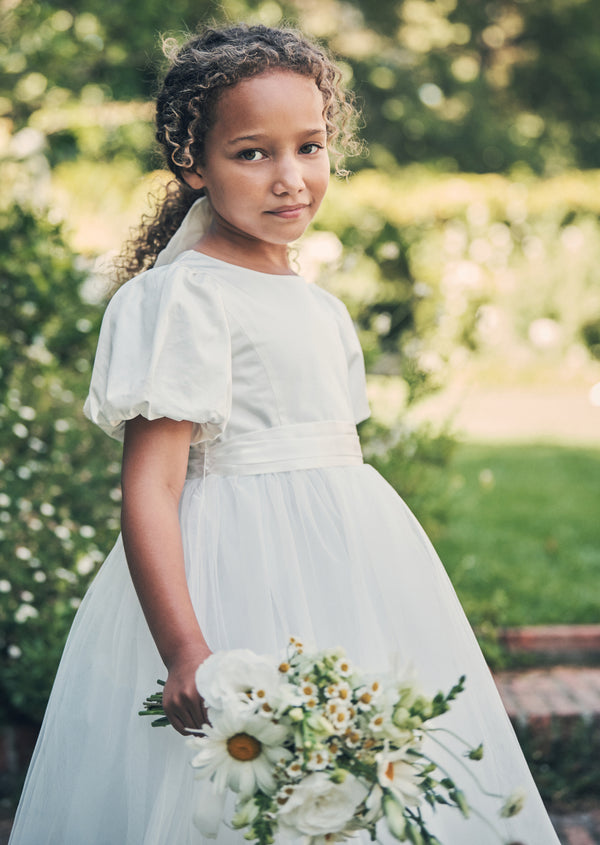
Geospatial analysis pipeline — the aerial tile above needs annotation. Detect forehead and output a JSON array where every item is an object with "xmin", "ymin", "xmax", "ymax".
[{"xmin": 211, "ymin": 71, "xmax": 326, "ymax": 138}]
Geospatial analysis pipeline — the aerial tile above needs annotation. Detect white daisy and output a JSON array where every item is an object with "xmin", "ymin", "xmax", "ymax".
[{"xmin": 188, "ymin": 709, "xmax": 291, "ymax": 798}]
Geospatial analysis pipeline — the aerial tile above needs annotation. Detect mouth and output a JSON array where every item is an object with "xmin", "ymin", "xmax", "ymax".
[{"xmin": 267, "ymin": 204, "xmax": 309, "ymax": 218}]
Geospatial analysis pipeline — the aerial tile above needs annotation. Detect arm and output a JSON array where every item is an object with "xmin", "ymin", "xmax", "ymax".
[{"xmin": 121, "ymin": 415, "xmax": 212, "ymax": 735}]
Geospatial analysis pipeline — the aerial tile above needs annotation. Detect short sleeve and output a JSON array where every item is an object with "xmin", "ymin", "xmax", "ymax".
[
  {"xmin": 313, "ymin": 288, "xmax": 371, "ymax": 425},
  {"xmin": 83, "ymin": 264, "xmax": 231, "ymax": 445}
]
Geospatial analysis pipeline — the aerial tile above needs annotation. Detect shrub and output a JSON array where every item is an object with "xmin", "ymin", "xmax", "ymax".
[{"xmin": 0, "ymin": 203, "xmax": 121, "ymax": 723}]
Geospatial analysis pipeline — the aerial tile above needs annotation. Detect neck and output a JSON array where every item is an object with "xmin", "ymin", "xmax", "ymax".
[{"xmin": 193, "ymin": 221, "xmax": 296, "ymax": 276}]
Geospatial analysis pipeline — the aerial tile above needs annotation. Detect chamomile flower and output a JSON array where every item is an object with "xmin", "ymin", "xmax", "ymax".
[
  {"xmin": 285, "ymin": 758, "xmax": 304, "ymax": 780},
  {"xmin": 344, "ymin": 728, "xmax": 362, "ymax": 749},
  {"xmin": 306, "ymin": 747, "xmax": 330, "ymax": 771},
  {"xmin": 336, "ymin": 657, "xmax": 353, "ymax": 677},
  {"xmin": 298, "ymin": 678, "xmax": 318, "ymax": 701},
  {"xmin": 325, "ymin": 681, "xmax": 351, "ymax": 702}
]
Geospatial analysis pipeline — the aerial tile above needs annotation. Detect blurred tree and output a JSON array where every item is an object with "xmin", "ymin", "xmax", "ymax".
[{"xmin": 3, "ymin": 0, "xmax": 600, "ymax": 173}]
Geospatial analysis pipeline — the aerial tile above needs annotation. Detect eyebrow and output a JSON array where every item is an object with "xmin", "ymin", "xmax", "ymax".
[{"xmin": 226, "ymin": 128, "xmax": 327, "ymax": 146}]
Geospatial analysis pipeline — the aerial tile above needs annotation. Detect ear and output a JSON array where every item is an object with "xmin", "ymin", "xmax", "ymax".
[{"xmin": 181, "ymin": 169, "xmax": 205, "ymax": 190}]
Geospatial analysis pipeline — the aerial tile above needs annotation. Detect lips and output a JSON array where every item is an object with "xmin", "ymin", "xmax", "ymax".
[
  {"xmin": 269, "ymin": 204, "xmax": 307, "ymax": 212},
  {"xmin": 267, "ymin": 204, "xmax": 309, "ymax": 217}
]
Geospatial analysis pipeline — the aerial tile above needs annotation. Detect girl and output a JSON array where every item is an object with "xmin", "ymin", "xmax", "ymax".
[{"xmin": 10, "ymin": 23, "xmax": 559, "ymax": 845}]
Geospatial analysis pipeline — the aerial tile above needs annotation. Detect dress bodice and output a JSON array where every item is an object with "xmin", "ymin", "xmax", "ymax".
[{"xmin": 83, "ymin": 251, "xmax": 371, "ymax": 474}]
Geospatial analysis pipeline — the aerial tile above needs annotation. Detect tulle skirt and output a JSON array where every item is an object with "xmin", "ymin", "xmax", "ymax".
[{"xmin": 9, "ymin": 463, "xmax": 559, "ymax": 844}]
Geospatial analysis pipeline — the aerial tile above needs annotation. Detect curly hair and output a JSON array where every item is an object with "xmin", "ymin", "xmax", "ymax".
[{"xmin": 113, "ymin": 23, "xmax": 360, "ymax": 287}]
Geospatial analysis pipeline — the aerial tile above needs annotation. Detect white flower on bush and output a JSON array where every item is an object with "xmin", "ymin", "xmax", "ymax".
[
  {"xmin": 278, "ymin": 771, "xmax": 368, "ymax": 837},
  {"xmin": 376, "ymin": 747, "xmax": 423, "ymax": 807},
  {"xmin": 14, "ymin": 604, "xmax": 39, "ymax": 623},
  {"xmin": 188, "ymin": 708, "xmax": 290, "ymax": 798},
  {"xmin": 195, "ymin": 649, "xmax": 283, "ymax": 714}
]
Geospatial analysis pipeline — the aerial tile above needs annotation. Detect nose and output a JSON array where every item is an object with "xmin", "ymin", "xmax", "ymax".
[{"xmin": 272, "ymin": 154, "xmax": 305, "ymax": 195}]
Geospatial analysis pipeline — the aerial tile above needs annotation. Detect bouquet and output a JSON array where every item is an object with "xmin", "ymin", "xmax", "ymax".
[{"xmin": 140, "ymin": 638, "xmax": 525, "ymax": 844}]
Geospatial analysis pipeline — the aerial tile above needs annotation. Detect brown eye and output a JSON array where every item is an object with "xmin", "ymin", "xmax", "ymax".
[
  {"xmin": 238, "ymin": 149, "xmax": 264, "ymax": 161},
  {"xmin": 300, "ymin": 143, "xmax": 322, "ymax": 154}
]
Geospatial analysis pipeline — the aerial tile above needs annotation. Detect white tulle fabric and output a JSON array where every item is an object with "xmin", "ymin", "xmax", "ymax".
[{"xmin": 10, "ymin": 244, "xmax": 560, "ymax": 844}]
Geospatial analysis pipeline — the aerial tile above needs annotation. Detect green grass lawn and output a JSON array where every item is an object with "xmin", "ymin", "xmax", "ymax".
[{"xmin": 433, "ymin": 442, "xmax": 600, "ymax": 631}]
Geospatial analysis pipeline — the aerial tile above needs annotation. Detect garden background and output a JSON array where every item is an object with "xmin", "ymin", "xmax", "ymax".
[{"xmin": 1, "ymin": 0, "xmax": 600, "ymax": 808}]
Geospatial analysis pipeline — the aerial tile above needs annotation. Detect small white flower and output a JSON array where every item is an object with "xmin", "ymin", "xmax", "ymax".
[
  {"xmin": 55, "ymin": 567, "xmax": 77, "ymax": 584},
  {"xmin": 324, "ymin": 699, "xmax": 354, "ymax": 733},
  {"xmin": 343, "ymin": 728, "xmax": 362, "ymax": 749},
  {"xmin": 325, "ymin": 681, "xmax": 351, "ymax": 702},
  {"xmin": 76, "ymin": 555, "xmax": 96, "ymax": 576},
  {"xmin": 298, "ymin": 678, "xmax": 318, "ymax": 701},
  {"xmin": 306, "ymin": 747, "xmax": 331, "ymax": 771},
  {"xmin": 285, "ymin": 758, "xmax": 304, "ymax": 780},
  {"xmin": 0, "ymin": 579, "xmax": 11, "ymax": 593},
  {"xmin": 277, "ymin": 771, "xmax": 368, "ymax": 836},
  {"xmin": 368, "ymin": 706, "xmax": 414, "ymax": 744},
  {"xmin": 355, "ymin": 682, "xmax": 382, "ymax": 712},
  {"xmin": 336, "ymin": 657, "xmax": 353, "ymax": 678},
  {"xmin": 15, "ymin": 604, "xmax": 39, "ymax": 623}
]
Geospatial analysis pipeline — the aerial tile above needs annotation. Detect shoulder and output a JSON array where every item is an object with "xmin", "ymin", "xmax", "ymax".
[
  {"xmin": 105, "ymin": 256, "xmax": 224, "ymax": 323},
  {"xmin": 307, "ymin": 282, "xmax": 355, "ymax": 331}
]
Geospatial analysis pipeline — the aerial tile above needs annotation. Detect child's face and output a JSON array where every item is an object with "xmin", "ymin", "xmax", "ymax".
[{"xmin": 185, "ymin": 70, "xmax": 330, "ymax": 251}]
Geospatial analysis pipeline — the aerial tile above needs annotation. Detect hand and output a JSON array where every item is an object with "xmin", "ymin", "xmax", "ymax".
[{"xmin": 163, "ymin": 647, "xmax": 212, "ymax": 736}]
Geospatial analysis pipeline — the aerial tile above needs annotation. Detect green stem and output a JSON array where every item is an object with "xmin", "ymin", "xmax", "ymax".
[{"xmin": 424, "ymin": 733, "xmax": 506, "ymax": 801}]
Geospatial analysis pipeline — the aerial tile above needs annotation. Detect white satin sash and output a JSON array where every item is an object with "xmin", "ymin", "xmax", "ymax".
[{"xmin": 187, "ymin": 420, "xmax": 363, "ymax": 478}]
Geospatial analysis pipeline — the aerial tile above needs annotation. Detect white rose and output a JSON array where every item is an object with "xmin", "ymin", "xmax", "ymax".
[
  {"xmin": 195, "ymin": 649, "xmax": 282, "ymax": 713},
  {"xmin": 278, "ymin": 772, "xmax": 368, "ymax": 836}
]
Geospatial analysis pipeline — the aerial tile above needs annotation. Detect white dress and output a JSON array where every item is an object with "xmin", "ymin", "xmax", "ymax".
[{"xmin": 9, "ymin": 251, "xmax": 560, "ymax": 845}]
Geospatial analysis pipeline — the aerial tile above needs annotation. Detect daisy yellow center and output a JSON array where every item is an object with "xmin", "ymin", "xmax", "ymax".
[{"xmin": 227, "ymin": 732, "xmax": 262, "ymax": 761}]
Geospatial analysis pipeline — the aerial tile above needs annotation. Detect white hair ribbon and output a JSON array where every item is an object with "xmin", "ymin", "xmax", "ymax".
[{"xmin": 154, "ymin": 195, "xmax": 213, "ymax": 268}]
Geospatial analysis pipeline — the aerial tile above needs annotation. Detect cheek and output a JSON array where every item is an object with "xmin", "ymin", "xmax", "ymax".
[{"xmin": 314, "ymin": 160, "xmax": 330, "ymax": 196}]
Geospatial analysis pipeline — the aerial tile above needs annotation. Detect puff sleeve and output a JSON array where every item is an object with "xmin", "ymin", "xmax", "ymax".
[{"xmin": 83, "ymin": 265, "xmax": 231, "ymax": 445}]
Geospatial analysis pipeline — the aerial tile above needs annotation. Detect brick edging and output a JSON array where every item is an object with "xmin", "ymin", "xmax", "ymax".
[{"xmin": 499, "ymin": 624, "xmax": 600, "ymax": 663}]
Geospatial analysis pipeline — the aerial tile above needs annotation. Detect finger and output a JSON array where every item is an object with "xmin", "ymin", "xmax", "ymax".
[
  {"xmin": 169, "ymin": 713, "xmax": 189, "ymax": 736},
  {"xmin": 181, "ymin": 701, "xmax": 208, "ymax": 734},
  {"xmin": 185, "ymin": 693, "xmax": 210, "ymax": 730}
]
